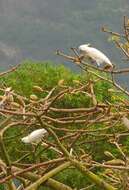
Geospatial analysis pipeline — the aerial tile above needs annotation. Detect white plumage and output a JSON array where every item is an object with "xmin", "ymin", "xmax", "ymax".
[
  {"xmin": 78, "ymin": 44, "xmax": 113, "ymax": 69},
  {"xmin": 21, "ymin": 128, "xmax": 47, "ymax": 143}
]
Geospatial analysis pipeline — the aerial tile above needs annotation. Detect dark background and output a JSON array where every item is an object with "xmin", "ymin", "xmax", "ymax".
[{"xmin": 0, "ymin": 0, "xmax": 129, "ymax": 86}]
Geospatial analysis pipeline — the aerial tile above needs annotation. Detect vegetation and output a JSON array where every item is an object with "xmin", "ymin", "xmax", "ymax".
[
  {"xmin": 0, "ymin": 0, "xmax": 129, "ymax": 70},
  {"xmin": 1, "ymin": 16, "xmax": 129, "ymax": 190},
  {"xmin": 0, "ymin": 63, "xmax": 128, "ymax": 189}
]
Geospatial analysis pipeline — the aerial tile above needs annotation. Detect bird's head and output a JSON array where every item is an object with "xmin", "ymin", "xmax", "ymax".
[
  {"xmin": 78, "ymin": 44, "xmax": 91, "ymax": 52},
  {"xmin": 21, "ymin": 137, "xmax": 30, "ymax": 143}
]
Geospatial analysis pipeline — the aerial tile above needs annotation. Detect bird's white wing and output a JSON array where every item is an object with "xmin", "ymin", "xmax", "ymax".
[
  {"xmin": 22, "ymin": 128, "xmax": 47, "ymax": 143},
  {"xmin": 86, "ymin": 47, "xmax": 112, "ymax": 66},
  {"xmin": 29, "ymin": 129, "xmax": 47, "ymax": 141}
]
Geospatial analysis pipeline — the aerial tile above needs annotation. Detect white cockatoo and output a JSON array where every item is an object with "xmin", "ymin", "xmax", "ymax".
[
  {"xmin": 78, "ymin": 44, "xmax": 113, "ymax": 70},
  {"xmin": 21, "ymin": 128, "xmax": 47, "ymax": 143}
]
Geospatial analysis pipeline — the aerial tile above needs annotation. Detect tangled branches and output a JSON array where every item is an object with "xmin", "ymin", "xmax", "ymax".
[{"xmin": 1, "ymin": 17, "xmax": 129, "ymax": 190}]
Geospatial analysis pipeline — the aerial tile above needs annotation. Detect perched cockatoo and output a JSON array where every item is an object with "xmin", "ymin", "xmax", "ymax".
[
  {"xmin": 21, "ymin": 128, "xmax": 47, "ymax": 143},
  {"xmin": 78, "ymin": 44, "xmax": 113, "ymax": 70}
]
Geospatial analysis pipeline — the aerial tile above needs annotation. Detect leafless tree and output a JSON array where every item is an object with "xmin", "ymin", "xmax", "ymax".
[{"xmin": 1, "ymin": 17, "xmax": 129, "ymax": 190}]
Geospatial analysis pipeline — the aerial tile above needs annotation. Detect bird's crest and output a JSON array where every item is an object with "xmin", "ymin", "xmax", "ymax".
[{"xmin": 85, "ymin": 43, "xmax": 91, "ymax": 47}]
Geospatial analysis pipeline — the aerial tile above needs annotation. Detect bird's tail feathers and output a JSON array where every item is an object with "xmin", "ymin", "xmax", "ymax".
[{"xmin": 104, "ymin": 64, "xmax": 113, "ymax": 71}]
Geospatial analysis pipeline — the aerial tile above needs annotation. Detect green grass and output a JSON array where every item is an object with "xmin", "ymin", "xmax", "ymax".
[{"xmin": 0, "ymin": 60, "xmax": 83, "ymax": 96}]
